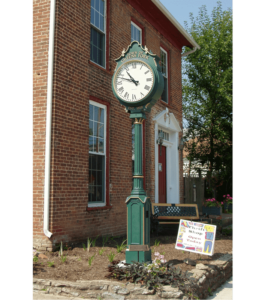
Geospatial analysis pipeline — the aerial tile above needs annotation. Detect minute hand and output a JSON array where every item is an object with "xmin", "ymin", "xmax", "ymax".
[{"xmin": 126, "ymin": 71, "xmax": 138, "ymax": 86}]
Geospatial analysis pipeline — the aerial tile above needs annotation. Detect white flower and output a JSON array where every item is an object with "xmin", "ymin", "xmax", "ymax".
[{"xmin": 154, "ymin": 252, "xmax": 160, "ymax": 256}]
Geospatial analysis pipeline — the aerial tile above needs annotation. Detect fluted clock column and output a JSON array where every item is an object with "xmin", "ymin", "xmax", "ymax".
[{"xmin": 131, "ymin": 113, "xmax": 146, "ymax": 196}]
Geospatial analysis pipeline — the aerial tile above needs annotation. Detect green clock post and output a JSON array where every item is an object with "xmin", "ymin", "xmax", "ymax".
[{"xmin": 112, "ymin": 41, "xmax": 164, "ymax": 263}]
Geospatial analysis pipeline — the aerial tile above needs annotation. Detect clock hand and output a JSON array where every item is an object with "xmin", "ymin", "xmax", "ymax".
[
  {"xmin": 116, "ymin": 77, "xmax": 135, "ymax": 83},
  {"xmin": 126, "ymin": 71, "xmax": 138, "ymax": 86}
]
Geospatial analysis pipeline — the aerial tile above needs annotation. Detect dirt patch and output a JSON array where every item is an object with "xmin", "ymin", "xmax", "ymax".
[{"xmin": 33, "ymin": 232, "xmax": 232, "ymax": 283}]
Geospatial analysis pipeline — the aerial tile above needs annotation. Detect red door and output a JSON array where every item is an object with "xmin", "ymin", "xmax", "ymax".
[{"xmin": 158, "ymin": 145, "xmax": 167, "ymax": 203}]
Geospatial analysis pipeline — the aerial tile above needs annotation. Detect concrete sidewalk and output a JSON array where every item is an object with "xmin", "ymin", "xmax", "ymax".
[{"xmin": 207, "ymin": 277, "xmax": 233, "ymax": 300}]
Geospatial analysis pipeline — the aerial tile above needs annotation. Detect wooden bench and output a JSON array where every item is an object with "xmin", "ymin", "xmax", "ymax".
[{"xmin": 151, "ymin": 203, "xmax": 208, "ymax": 235}]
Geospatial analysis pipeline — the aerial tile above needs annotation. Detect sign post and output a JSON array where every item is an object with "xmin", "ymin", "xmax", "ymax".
[{"xmin": 112, "ymin": 42, "xmax": 164, "ymax": 263}]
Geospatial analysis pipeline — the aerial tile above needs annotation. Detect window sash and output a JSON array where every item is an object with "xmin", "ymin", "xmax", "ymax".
[
  {"xmin": 91, "ymin": 0, "xmax": 105, "ymax": 33},
  {"xmin": 90, "ymin": 0, "xmax": 106, "ymax": 68},
  {"xmin": 89, "ymin": 100, "xmax": 107, "ymax": 206},
  {"xmin": 160, "ymin": 47, "xmax": 168, "ymax": 103},
  {"xmin": 131, "ymin": 21, "xmax": 142, "ymax": 43}
]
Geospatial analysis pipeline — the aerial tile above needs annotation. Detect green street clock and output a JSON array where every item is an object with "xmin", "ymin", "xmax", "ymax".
[
  {"xmin": 112, "ymin": 41, "xmax": 164, "ymax": 264},
  {"xmin": 112, "ymin": 41, "xmax": 164, "ymax": 112}
]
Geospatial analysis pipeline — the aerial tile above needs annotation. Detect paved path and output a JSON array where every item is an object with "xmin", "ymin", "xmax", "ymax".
[
  {"xmin": 207, "ymin": 277, "xmax": 233, "ymax": 300},
  {"xmin": 33, "ymin": 277, "xmax": 233, "ymax": 300}
]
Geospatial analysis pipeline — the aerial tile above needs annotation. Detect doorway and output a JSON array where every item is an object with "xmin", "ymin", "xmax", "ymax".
[{"xmin": 158, "ymin": 145, "xmax": 167, "ymax": 203}]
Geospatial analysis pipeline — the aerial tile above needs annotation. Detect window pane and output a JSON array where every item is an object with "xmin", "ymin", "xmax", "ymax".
[
  {"xmin": 91, "ymin": 8, "xmax": 95, "ymax": 25},
  {"xmin": 88, "ymin": 155, "xmax": 105, "ymax": 203},
  {"xmin": 100, "ymin": 15, "xmax": 104, "ymax": 31},
  {"xmin": 91, "ymin": 0, "xmax": 95, "ymax": 9},
  {"xmin": 95, "ymin": 11, "xmax": 99, "ymax": 28},
  {"xmin": 89, "ymin": 104, "xmax": 94, "ymax": 120},
  {"xmin": 94, "ymin": 106, "xmax": 99, "ymax": 121},
  {"xmin": 89, "ymin": 136, "xmax": 94, "ymax": 152},
  {"xmin": 98, "ymin": 138, "xmax": 104, "ymax": 153},
  {"xmin": 99, "ymin": 0, "xmax": 104, "ymax": 15},
  {"xmin": 161, "ymin": 77, "xmax": 168, "ymax": 103},
  {"xmin": 89, "ymin": 120, "xmax": 93, "ymax": 135},
  {"xmin": 95, "ymin": 0, "xmax": 99, "ymax": 11}
]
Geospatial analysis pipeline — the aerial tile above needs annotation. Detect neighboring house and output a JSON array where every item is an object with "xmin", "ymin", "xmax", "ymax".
[{"xmin": 33, "ymin": 0, "xmax": 199, "ymax": 250}]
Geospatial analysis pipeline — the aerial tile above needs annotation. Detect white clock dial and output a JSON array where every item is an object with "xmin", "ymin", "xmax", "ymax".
[{"xmin": 114, "ymin": 60, "xmax": 154, "ymax": 102}]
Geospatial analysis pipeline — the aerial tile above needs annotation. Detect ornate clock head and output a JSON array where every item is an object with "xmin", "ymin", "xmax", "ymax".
[{"xmin": 113, "ymin": 60, "xmax": 154, "ymax": 103}]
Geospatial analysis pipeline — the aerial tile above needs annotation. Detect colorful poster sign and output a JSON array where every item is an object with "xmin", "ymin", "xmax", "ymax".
[{"xmin": 175, "ymin": 219, "xmax": 217, "ymax": 256}]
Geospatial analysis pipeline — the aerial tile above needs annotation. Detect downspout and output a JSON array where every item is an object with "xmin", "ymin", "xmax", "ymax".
[
  {"xmin": 181, "ymin": 46, "xmax": 199, "ymax": 57},
  {"xmin": 43, "ymin": 0, "xmax": 56, "ymax": 238}
]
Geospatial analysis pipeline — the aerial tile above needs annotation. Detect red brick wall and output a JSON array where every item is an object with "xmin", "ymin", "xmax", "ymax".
[
  {"xmin": 33, "ymin": 0, "xmax": 184, "ymax": 250},
  {"xmin": 33, "ymin": 0, "xmax": 53, "ymax": 250}
]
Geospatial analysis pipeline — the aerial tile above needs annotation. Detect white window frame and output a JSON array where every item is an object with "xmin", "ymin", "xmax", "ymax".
[
  {"xmin": 90, "ymin": 0, "xmax": 107, "ymax": 69},
  {"xmin": 88, "ymin": 100, "xmax": 107, "ymax": 207},
  {"xmin": 131, "ymin": 21, "xmax": 142, "ymax": 44},
  {"xmin": 160, "ymin": 47, "xmax": 168, "ymax": 103}
]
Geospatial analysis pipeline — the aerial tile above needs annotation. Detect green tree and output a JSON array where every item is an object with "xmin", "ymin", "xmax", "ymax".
[{"xmin": 182, "ymin": 2, "xmax": 232, "ymax": 197}]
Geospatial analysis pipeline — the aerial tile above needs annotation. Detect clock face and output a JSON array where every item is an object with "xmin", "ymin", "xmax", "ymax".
[{"xmin": 114, "ymin": 60, "xmax": 154, "ymax": 103}]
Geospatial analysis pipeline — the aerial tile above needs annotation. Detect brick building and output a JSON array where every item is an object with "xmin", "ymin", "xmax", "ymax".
[{"xmin": 33, "ymin": 0, "xmax": 199, "ymax": 251}]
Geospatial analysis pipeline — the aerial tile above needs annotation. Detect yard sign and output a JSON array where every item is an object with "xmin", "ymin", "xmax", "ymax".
[{"xmin": 175, "ymin": 220, "xmax": 217, "ymax": 256}]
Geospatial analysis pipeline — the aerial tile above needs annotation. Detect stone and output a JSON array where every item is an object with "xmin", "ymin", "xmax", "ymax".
[
  {"xmin": 61, "ymin": 287, "xmax": 80, "ymax": 297},
  {"xmin": 183, "ymin": 258, "xmax": 196, "ymax": 266},
  {"xmin": 33, "ymin": 284, "xmax": 45, "ymax": 291},
  {"xmin": 210, "ymin": 254, "xmax": 232, "ymax": 266},
  {"xmin": 186, "ymin": 269, "xmax": 207, "ymax": 281},
  {"xmin": 101, "ymin": 292, "xmax": 125, "ymax": 300},
  {"xmin": 35, "ymin": 279, "xmax": 51, "ymax": 286},
  {"xmin": 111, "ymin": 285, "xmax": 129, "ymax": 295},
  {"xmin": 130, "ymin": 287, "xmax": 145, "ymax": 295},
  {"xmin": 53, "ymin": 281, "xmax": 71, "ymax": 287},
  {"xmin": 196, "ymin": 263, "xmax": 208, "ymax": 270},
  {"xmin": 88, "ymin": 284, "xmax": 108, "ymax": 290},
  {"xmin": 48, "ymin": 287, "xmax": 62, "ymax": 294},
  {"xmin": 84, "ymin": 292, "xmax": 100, "ymax": 298},
  {"xmin": 159, "ymin": 286, "xmax": 183, "ymax": 299},
  {"xmin": 38, "ymin": 253, "xmax": 48, "ymax": 259},
  {"xmin": 117, "ymin": 288, "xmax": 130, "ymax": 295},
  {"xmin": 198, "ymin": 275, "xmax": 206, "ymax": 285},
  {"xmin": 142, "ymin": 288, "xmax": 155, "ymax": 295}
]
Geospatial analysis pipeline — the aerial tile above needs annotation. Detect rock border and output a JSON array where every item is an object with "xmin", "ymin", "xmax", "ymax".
[{"xmin": 33, "ymin": 252, "xmax": 232, "ymax": 299}]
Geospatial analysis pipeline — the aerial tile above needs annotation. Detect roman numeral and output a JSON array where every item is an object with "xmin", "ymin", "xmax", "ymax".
[
  {"xmin": 132, "ymin": 63, "xmax": 136, "ymax": 69},
  {"xmin": 132, "ymin": 94, "xmax": 136, "ymax": 100},
  {"xmin": 124, "ymin": 66, "xmax": 129, "ymax": 71},
  {"xmin": 140, "ymin": 92, "xmax": 144, "ymax": 97},
  {"xmin": 124, "ymin": 92, "xmax": 129, "ymax": 99},
  {"xmin": 118, "ymin": 87, "xmax": 124, "ymax": 93},
  {"xmin": 140, "ymin": 64, "xmax": 143, "ymax": 70},
  {"xmin": 146, "ymin": 78, "xmax": 152, "ymax": 81},
  {"xmin": 144, "ymin": 70, "xmax": 149, "ymax": 74},
  {"xmin": 144, "ymin": 85, "xmax": 150, "ymax": 91},
  {"xmin": 117, "ymin": 81, "xmax": 122, "ymax": 85}
]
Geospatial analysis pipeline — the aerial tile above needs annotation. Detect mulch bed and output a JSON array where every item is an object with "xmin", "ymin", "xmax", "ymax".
[{"xmin": 33, "ymin": 231, "xmax": 232, "ymax": 283}]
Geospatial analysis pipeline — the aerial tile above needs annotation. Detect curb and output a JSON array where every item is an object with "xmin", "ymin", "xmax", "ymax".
[{"xmin": 34, "ymin": 252, "xmax": 232, "ymax": 299}]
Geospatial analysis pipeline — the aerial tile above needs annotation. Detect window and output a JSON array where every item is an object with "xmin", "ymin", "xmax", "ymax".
[
  {"xmin": 89, "ymin": 101, "xmax": 106, "ymax": 205},
  {"xmin": 90, "ymin": 0, "xmax": 106, "ymax": 68},
  {"xmin": 160, "ymin": 47, "xmax": 168, "ymax": 103},
  {"xmin": 131, "ymin": 21, "xmax": 142, "ymax": 43}
]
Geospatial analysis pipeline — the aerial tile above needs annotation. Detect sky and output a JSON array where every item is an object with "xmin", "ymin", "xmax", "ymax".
[{"xmin": 160, "ymin": 0, "xmax": 232, "ymax": 29}]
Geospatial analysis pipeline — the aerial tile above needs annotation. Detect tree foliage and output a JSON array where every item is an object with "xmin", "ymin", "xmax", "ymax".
[{"xmin": 182, "ymin": 1, "xmax": 232, "ymax": 194}]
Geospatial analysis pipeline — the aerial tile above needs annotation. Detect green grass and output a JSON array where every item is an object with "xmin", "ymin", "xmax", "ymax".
[
  {"xmin": 99, "ymin": 248, "xmax": 105, "ymax": 256},
  {"xmin": 48, "ymin": 261, "xmax": 54, "ymax": 267},
  {"xmin": 88, "ymin": 254, "xmax": 95, "ymax": 267},
  {"xmin": 116, "ymin": 239, "xmax": 127, "ymax": 253},
  {"xmin": 61, "ymin": 255, "xmax": 67, "ymax": 263},
  {"xmin": 154, "ymin": 239, "xmax": 160, "ymax": 246},
  {"xmin": 107, "ymin": 252, "xmax": 115, "ymax": 263}
]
